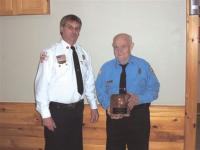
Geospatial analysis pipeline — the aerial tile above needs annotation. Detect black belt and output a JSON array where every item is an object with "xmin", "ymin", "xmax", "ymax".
[
  {"xmin": 134, "ymin": 103, "xmax": 150, "ymax": 109},
  {"xmin": 50, "ymin": 100, "xmax": 84, "ymax": 109}
]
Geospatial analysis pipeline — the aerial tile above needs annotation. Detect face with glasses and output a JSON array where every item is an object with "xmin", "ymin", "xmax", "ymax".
[
  {"xmin": 60, "ymin": 20, "xmax": 81, "ymax": 45},
  {"xmin": 112, "ymin": 34, "xmax": 133, "ymax": 65}
]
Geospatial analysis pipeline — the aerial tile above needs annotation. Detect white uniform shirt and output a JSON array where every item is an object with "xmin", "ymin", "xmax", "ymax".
[{"xmin": 35, "ymin": 40, "xmax": 97, "ymax": 118}]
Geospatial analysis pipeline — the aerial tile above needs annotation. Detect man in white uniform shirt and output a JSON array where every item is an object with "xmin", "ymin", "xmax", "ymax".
[{"xmin": 35, "ymin": 14, "xmax": 99, "ymax": 150}]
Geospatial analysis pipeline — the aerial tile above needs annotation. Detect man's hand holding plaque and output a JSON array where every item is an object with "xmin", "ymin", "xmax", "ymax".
[
  {"xmin": 127, "ymin": 93, "xmax": 139, "ymax": 111},
  {"xmin": 108, "ymin": 93, "xmax": 139, "ymax": 119}
]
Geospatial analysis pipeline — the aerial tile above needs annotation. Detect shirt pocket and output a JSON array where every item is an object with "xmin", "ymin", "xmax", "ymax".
[
  {"xmin": 54, "ymin": 62, "xmax": 69, "ymax": 76},
  {"xmin": 134, "ymin": 76, "xmax": 147, "ymax": 93},
  {"xmin": 105, "ymin": 80, "xmax": 118, "ymax": 96}
]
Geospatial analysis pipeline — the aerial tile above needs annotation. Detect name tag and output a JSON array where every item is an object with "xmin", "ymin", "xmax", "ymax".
[{"xmin": 56, "ymin": 54, "xmax": 66, "ymax": 64}]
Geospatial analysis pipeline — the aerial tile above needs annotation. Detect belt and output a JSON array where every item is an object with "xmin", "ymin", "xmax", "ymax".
[
  {"xmin": 50, "ymin": 100, "xmax": 84, "ymax": 109},
  {"xmin": 134, "ymin": 103, "xmax": 150, "ymax": 109}
]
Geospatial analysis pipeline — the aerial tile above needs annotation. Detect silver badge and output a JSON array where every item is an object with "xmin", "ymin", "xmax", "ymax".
[{"xmin": 82, "ymin": 55, "xmax": 86, "ymax": 60}]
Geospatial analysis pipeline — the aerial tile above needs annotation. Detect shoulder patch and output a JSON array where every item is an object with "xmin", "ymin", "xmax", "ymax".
[
  {"xmin": 138, "ymin": 68, "xmax": 142, "ymax": 74},
  {"xmin": 82, "ymin": 54, "xmax": 86, "ymax": 60}
]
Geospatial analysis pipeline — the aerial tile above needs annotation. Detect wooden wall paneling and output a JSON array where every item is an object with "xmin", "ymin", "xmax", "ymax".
[
  {"xmin": 150, "ymin": 106, "xmax": 184, "ymax": 150},
  {"xmin": 0, "ymin": 103, "xmax": 184, "ymax": 150}
]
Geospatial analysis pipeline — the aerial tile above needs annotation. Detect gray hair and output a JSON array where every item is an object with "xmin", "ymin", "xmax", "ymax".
[
  {"xmin": 60, "ymin": 14, "xmax": 82, "ymax": 36},
  {"xmin": 112, "ymin": 33, "xmax": 134, "ymax": 47},
  {"xmin": 60, "ymin": 14, "xmax": 82, "ymax": 28}
]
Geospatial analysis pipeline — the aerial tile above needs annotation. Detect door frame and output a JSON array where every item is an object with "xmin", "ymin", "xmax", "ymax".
[{"xmin": 185, "ymin": 0, "xmax": 198, "ymax": 149}]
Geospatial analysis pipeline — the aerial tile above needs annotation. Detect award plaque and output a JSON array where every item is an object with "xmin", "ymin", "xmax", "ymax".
[{"xmin": 110, "ymin": 94, "xmax": 130, "ymax": 117}]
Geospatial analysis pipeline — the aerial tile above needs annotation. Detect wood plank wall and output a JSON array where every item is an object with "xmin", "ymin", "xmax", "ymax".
[{"xmin": 0, "ymin": 102, "xmax": 184, "ymax": 150}]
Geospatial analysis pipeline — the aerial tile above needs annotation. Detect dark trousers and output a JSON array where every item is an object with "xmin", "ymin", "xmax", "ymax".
[
  {"xmin": 44, "ymin": 100, "xmax": 84, "ymax": 150},
  {"xmin": 106, "ymin": 103, "xmax": 150, "ymax": 150}
]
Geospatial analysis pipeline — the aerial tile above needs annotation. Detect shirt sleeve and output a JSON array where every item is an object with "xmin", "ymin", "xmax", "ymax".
[
  {"xmin": 84, "ymin": 53, "xmax": 98, "ymax": 109},
  {"xmin": 137, "ymin": 63, "xmax": 160, "ymax": 103},
  {"xmin": 95, "ymin": 65, "xmax": 110, "ymax": 110},
  {"xmin": 35, "ymin": 50, "xmax": 53, "ymax": 118}
]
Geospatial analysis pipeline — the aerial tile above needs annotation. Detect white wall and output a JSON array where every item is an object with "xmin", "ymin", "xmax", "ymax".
[{"xmin": 0, "ymin": 0, "xmax": 186, "ymax": 105}]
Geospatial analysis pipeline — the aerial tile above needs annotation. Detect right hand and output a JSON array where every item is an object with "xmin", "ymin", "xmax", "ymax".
[
  {"xmin": 43, "ymin": 117, "xmax": 56, "ymax": 132},
  {"xmin": 127, "ymin": 93, "xmax": 139, "ymax": 111},
  {"xmin": 40, "ymin": 51, "xmax": 48, "ymax": 63},
  {"xmin": 90, "ymin": 109, "xmax": 99, "ymax": 123}
]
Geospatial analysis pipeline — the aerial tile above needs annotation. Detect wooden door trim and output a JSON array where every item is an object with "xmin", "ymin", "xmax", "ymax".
[{"xmin": 185, "ymin": 0, "xmax": 198, "ymax": 149}]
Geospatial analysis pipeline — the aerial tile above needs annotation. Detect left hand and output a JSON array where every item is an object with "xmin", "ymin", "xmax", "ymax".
[
  {"xmin": 42, "ymin": 117, "xmax": 56, "ymax": 132},
  {"xmin": 90, "ymin": 109, "xmax": 99, "ymax": 123},
  {"xmin": 127, "ymin": 93, "xmax": 139, "ymax": 111}
]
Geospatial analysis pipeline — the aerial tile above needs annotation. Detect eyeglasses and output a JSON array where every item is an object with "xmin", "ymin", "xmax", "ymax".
[{"xmin": 64, "ymin": 23, "xmax": 81, "ymax": 32}]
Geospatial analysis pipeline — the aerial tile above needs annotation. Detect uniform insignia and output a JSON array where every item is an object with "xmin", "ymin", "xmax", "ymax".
[
  {"xmin": 56, "ymin": 54, "xmax": 66, "ymax": 64},
  {"xmin": 40, "ymin": 51, "xmax": 48, "ymax": 63},
  {"xmin": 138, "ymin": 68, "xmax": 142, "ymax": 74},
  {"xmin": 82, "ymin": 55, "xmax": 86, "ymax": 60},
  {"xmin": 106, "ymin": 80, "xmax": 113, "ymax": 89}
]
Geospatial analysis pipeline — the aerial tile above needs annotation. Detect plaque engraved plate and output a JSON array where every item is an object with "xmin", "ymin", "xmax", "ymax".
[{"xmin": 110, "ymin": 94, "xmax": 130, "ymax": 117}]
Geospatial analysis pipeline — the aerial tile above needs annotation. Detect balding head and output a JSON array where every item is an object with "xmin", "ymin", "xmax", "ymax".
[
  {"xmin": 112, "ymin": 33, "xmax": 134, "ymax": 65},
  {"xmin": 112, "ymin": 33, "xmax": 134, "ymax": 48}
]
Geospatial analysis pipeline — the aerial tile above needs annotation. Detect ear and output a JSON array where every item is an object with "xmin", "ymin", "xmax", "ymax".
[
  {"xmin": 130, "ymin": 42, "xmax": 134, "ymax": 50},
  {"xmin": 60, "ymin": 26, "xmax": 64, "ymax": 35}
]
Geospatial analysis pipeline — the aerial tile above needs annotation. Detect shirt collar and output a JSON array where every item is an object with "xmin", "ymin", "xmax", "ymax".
[
  {"xmin": 61, "ymin": 40, "xmax": 77, "ymax": 50},
  {"xmin": 128, "ymin": 55, "xmax": 135, "ymax": 64},
  {"xmin": 114, "ymin": 55, "xmax": 134, "ymax": 67}
]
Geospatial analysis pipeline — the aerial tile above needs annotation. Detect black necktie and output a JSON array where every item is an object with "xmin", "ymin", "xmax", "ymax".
[
  {"xmin": 71, "ymin": 46, "xmax": 84, "ymax": 95},
  {"xmin": 119, "ymin": 64, "xmax": 128, "ymax": 94}
]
